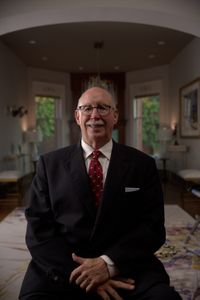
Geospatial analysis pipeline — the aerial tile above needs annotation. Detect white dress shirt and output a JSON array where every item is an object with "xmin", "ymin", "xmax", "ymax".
[
  {"xmin": 81, "ymin": 139, "xmax": 118, "ymax": 277},
  {"xmin": 81, "ymin": 139, "xmax": 112, "ymax": 185}
]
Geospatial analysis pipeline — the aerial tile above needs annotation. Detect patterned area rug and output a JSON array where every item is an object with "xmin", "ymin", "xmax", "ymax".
[
  {"xmin": 0, "ymin": 207, "xmax": 30, "ymax": 300},
  {"xmin": 156, "ymin": 226, "xmax": 200, "ymax": 300},
  {"xmin": 0, "ymin": 205, "xmax": 199, "ymax": 300}
]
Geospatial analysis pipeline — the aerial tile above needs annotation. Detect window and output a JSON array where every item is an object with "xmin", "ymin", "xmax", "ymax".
[
  {"xmin": 35, "ymin": 96, "xmax": 55, "ymax": 138},
  {"xmin": 133, "ymin": 95, "xmax": 160, "ymax": 155},
  {"xmin": 35, "ymin": 95, "xmax": 62, "ymax": 153}
]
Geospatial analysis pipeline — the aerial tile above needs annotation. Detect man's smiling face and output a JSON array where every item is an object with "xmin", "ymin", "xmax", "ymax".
[{"xmin": 75, "ymin": 87, "xmax": 118, "ymax": 149}]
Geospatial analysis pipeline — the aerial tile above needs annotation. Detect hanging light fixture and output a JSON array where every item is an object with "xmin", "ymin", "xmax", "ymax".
[
  {"xmin": 86, "ymin": 41, "xmax": 102, "ymax": 88},
  {"xmin": 82, "ymin": 41, "xmax": 117, "ymax": 100}
]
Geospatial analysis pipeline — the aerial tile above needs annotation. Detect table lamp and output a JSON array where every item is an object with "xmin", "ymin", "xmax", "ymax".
[
  {"xmin": 158, "ymin": 124, "xmax": 172, "ymax": 158},
  {"xmin": 24, "ymin": 128, "xmax": 43, "ymax": 161}
]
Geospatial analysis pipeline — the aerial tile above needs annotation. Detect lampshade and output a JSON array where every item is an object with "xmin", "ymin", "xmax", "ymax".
[{"xmin": 158, "ymin": 125, "xmax": 172, "ymax": 141}]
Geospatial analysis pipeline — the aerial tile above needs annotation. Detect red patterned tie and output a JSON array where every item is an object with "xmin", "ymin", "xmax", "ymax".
[{"xmin": 88, "ymin": 150, "xmax": 103, "ymax": 206}]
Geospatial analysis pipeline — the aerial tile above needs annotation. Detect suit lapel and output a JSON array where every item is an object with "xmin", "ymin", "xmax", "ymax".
[{"xmin": 63, "ymin": 144, "xmax": 97, "ymax": 219}]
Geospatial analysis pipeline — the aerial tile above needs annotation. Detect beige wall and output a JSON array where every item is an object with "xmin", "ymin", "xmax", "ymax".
[{"xmin": 0, "ymin": 41, "xmax": 28, "ymax": 170}]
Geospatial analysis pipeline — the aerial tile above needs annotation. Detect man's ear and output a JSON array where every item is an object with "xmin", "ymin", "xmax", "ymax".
[
  {"xmin": 113, "ymin": 110, "xmax": 119, "ymax": 125},
  {"xmin": 74, "ymin": 110, "xmax": 80, "ymax": 126}
]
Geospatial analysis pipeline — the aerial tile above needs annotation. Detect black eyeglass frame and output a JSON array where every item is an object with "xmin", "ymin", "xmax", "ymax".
[{"xmin": 77, "ymin": 104, "xmax": 114, "ymax": 116}]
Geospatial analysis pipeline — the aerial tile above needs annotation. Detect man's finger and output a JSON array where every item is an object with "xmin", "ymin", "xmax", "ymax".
[
  {"xmin": 105, "ymin": 285, "xmax": 123, "ymax": 300},
  {"xmin": 69, "ymin": 265, "xmax": 82, "ymax": 283},
  {"xmin": 85, "ymin": 281, "xmax": 97, "ymax": 293},
  {"xmin": 111, "ymin": 279, "xmax": 135, "ymax": 290},
  {"xmin": 97, "ymin": 289, "xmax": 111, "ymax": 300},
  {"xmin": 72, "ymin": 253, "xmax": 85, "ymax": 264},
  {"xmin": 118, "ymin": 278, "xmax": 135, "ymax": 284}
]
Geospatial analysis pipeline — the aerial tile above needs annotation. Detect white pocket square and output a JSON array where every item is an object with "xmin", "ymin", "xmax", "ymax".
[{"xmin": 125, "ymin": 187, "xmax": 140, "ymax": 192}]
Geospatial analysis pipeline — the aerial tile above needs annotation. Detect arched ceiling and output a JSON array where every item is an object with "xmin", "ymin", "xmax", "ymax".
[
  {"xmin": 1, "ymin": 22, "xmax": 194, "ymax": 73},
  {"xmin": 1, "ymin": 1, "xmax": 198, "ymax": 73}
]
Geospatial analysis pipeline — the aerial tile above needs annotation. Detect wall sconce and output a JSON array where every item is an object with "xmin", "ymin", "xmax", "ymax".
[{"xmin": 7, "ymin": 105, "xmax": 28, "ymax": 118}]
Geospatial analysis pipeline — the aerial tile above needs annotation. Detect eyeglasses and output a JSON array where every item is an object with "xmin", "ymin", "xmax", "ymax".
[{"xmin": 77, "ymin": 104, "xmax": 114, "ymax": 116}]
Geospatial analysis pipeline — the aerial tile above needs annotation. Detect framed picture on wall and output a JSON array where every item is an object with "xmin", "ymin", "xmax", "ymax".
[{"xmin": 180, "ymin": 78, "xmax": 200, "ymax": 137}]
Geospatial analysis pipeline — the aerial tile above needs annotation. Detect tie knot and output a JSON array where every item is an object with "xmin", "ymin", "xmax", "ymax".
[{"xmin": 92, "ymin": 150, "xmax": 101, "ymax": 160}]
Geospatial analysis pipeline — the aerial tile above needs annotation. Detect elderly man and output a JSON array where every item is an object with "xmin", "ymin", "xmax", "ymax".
[{"xmin": 19, "ymin": 87, "xmax": 181, "ymax": 300}]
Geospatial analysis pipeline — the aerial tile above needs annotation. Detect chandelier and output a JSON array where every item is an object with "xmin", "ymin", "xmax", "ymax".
[{"xmin": 82, "ymin": 41, "xmax": 117, "ymax": 100}]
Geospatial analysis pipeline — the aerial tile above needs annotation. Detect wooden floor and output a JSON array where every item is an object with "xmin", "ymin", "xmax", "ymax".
[
  {"xmin": 163, "ymin": 180, "xmax": 182, "ymax": 206},
  {"xmin": 0, "ymin": 180, "xmax": 184, "ymax": 222},
  {"xmin": 0, "ymin": 200, "xmax": 18, "ymax": 221}
]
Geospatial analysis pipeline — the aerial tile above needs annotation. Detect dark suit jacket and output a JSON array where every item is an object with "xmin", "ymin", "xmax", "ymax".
[{"xmin": 19, "ymin": 141, "xmax": 169, "ymax": 298}]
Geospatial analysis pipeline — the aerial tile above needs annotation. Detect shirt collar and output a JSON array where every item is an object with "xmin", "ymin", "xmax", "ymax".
[{"xmin": 81, "ymin": 139, "xmax": 113, "ymax": 160}]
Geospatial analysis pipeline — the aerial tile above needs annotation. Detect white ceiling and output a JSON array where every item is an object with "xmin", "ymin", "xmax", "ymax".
[{"xmin": 1, "ymin": 22, "xmax": 194, "ymax": 74}]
